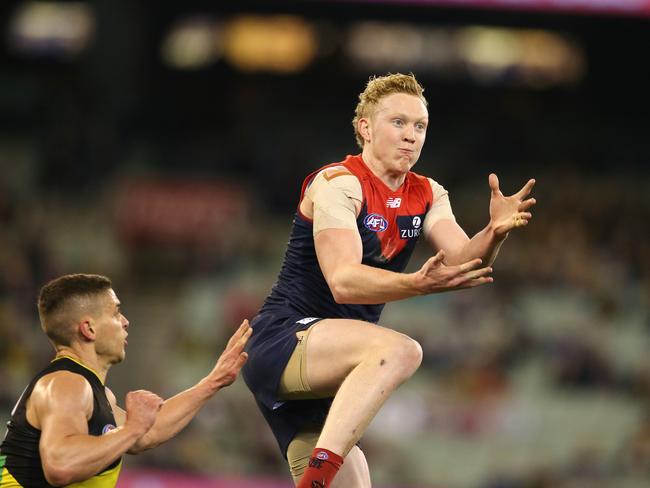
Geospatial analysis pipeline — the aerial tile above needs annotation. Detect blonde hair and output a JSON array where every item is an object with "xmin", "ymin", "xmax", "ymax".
[{"xmin": 352, "ymin": 73, "xmax": 427, "ymax": 148}]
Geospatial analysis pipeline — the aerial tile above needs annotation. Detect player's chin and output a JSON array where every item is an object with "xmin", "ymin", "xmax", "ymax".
[
  {"xmin": 400, "ymin": 153, "xmax": 418, "ymax": 168},
  {"xmin": 111, "ymin": 350, "xmax": 126, "ymax": 364}
]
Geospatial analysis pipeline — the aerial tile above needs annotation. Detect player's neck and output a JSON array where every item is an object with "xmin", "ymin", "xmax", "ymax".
[
  {"xmin": 361, "ymin": 151, "xmax": 407, "ymax": 191},
  {"xmin": 54, "ymin": 347, "xmax": 110, "ymax": 383}
]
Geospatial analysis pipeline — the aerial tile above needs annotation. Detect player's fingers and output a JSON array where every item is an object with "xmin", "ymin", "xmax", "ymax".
[
  {"xmin": 515, "ymin": 178, "xmax": 536, "ymax": 199},
  {"xmin": 464, "ymin": 266, "xmax": 493, "ymax": 280},
  {"xmin": 235, "ymin": 319, "xmax": 250, "ymax": 338},
  {"xmin": 451, "ymin": 267, "xmax": 492, "ymax": 287},
  {"xmin": 220, "ymin": 328, "xmax": 252, "ymax": 366},
  {"xmin": 431, "ymin": 249, "xmax": 445, "ymax": 264},
  {"xmin": 234, "ymin": 327, "xmax": 253, "ymax": 351},
  {"xmin": 142, "ymin": 392, "xmax": 162, "ymax": 404},
  {"xmin": 511, "ymin": 213, "xmax": 531, "ymax": 228},
  {"xmin": 226, "ymin": 319, "xmax": 250, "ymax": 348},
  {"xmin": 470, "ymin": 276, "xmax": 494, "ymax": 286},
  {"xmin": 150, "ymin": 392, "xmax": 163, "ymax": 402},
  {"xmin": 518, "ymin": 198, "xmax": 536, "ymax": 211},
  {"xmin": 422, "ymin": 250, "xmax": 445, "ymax": 271},
  {"xmin": 459, "ymin": 276, "xmax": 494, "ymax": 288},
  {"xmin": 243, "ymin": 325, "xmax": 253, "ymax": 340},
  {"xmin": 489, "ymin": 173, "xmax": 501, "ymax": 196},
  {"xmin": 456, "ymin": 257, "xmax": 483, "ymax": 273},
  {"xmin": 235, "ymin": 351, "xmax": 249, "ymax": 369}
]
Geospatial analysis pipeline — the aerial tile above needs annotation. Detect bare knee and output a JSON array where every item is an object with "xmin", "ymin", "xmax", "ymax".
[
  {"xmin": 399, "ymin": 336, "xmax": 423, "ymax": 376},
  {"xmin": 376, "ymin": 334, "xmax": 422, "ymax": 380}
]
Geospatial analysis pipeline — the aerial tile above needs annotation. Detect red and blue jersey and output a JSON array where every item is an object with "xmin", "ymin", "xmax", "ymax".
[{"xmin": 261, "ymin": 154, "xmax": 434, "ymax": 323}]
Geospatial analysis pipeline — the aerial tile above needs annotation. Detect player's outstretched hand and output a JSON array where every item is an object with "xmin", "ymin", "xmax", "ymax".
[
  {"xmin": 413, "ymin": 250, "xmax": 493, "ymax": 294},
  {"xmin": 488, "ymin": 173, "xmax": 536, "ymax": 238},
  {"xmin": 206, "ymin": 319, "xmax": 252, "ymax": 390},
  {"xmin": 124, "ymin": 390, "xmax": 163, "ymax": 436}
]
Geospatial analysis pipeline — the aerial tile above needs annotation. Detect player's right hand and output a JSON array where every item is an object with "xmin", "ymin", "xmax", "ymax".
[
  {"xmin": 124, "ymin": 390, "xmax": 163, "ymax": 435},
  {"xmin": 413, "ymin": 250, "xmax": 493, "ymax": 294},
  {"xmin": 205, "ymin": 319, "xmax": 252, "ymax": 390}
]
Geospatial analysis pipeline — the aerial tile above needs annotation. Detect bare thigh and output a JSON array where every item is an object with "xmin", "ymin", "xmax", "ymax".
[{"xmin": 304, "ymin": 318, "xmax": 417, "ymax": 396}]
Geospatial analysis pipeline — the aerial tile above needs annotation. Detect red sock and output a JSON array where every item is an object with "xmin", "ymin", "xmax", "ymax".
[{"xmin": 296, "ymin": 447, "xmax": 344, "ymax": 488}]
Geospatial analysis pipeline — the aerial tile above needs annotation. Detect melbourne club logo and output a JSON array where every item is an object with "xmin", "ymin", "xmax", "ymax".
[{"xmin": 363, "ymin": 213, "xmax": 388, "ymax": 232}]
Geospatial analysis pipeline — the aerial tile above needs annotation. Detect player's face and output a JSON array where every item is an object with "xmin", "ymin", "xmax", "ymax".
[
  {"xmin": 93, "ymin": 289, "xmax": 129, "ymax": 364},
  {"xmin": 366, "ymin": 93, "xmax": 428, "ymax": 174}
]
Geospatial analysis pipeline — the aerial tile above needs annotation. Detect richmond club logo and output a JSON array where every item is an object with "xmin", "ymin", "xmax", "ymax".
[{"xmin": 363, "ymin": 213, "xmax": 388, "ymax": 232}]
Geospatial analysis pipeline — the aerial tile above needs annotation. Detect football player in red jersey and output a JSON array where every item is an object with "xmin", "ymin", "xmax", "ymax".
[{"xmin": 241, "ymin": 73, "xmax": 536, "ymax": 488}]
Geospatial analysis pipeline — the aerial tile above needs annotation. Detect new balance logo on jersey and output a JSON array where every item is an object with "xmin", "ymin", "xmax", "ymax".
[{"xmin": 386, "ymin": 197, "xmax": 402, "ymax": 208}]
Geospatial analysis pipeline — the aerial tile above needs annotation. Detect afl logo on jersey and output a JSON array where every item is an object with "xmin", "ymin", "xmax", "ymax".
[
  {"xmin": 363, "ymin": 213, "xmax": 388, "ymax": 232},
  {"xmin": 102, "ymin": 424, "xmax": 116, "ymax": 434}
]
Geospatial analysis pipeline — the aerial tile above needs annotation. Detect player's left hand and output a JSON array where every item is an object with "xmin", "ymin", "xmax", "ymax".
[
  {"xmin": 206, "ymin": 319, "xmax": 252, "ymax": 390},
  {"xmin": 488, "ymin": 173, "xmax": 536, "ymax": 238}
]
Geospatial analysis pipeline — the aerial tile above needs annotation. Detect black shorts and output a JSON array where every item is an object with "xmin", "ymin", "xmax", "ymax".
[{"xmin": 241, "ymin": 308, "xmax": 331, "ymax": 457}]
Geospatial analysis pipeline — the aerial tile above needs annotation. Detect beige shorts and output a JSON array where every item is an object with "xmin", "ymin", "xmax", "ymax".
[
  {"xmin": 278, "ymin": 324, "xmax": 328, "ymax": 480},
  {"xmin": 286, "ymin": 427, "xmax": 321, "ymax": 482},
  {"xmin": 278, "ymin": 325, "xmax": 322, "ymax": 400}
]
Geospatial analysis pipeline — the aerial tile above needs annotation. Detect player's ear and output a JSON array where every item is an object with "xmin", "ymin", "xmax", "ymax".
[
  {"xmin": 358, "ymin": 118, "xmax": 371, "ymax": 143},
  {"xmin": 79, "ymin": 319, "xmax": 96, "ymax": 341}
]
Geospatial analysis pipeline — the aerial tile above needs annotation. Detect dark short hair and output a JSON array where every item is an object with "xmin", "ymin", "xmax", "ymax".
[{"xmin": 38, "ymin": 274, "xmax": 112, "ymax": 346}]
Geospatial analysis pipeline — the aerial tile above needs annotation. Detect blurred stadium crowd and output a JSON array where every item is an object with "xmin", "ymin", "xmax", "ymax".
[{"xmin": 1, "ymin": 1, "xmax": 649, "ymax": 487}]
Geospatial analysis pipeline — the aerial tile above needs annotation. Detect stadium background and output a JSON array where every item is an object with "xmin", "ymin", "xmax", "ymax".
[{"xmin": 0, "ymin": 1, "xmax": 649, "ymax": 487}]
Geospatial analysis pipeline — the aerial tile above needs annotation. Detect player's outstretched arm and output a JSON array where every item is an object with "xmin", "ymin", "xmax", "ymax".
[
  {"xmin": 114, "ymin": 319, "xmax": 252, "ymax": 454},
  {"xmin": 316, "ymin": 228, "xmax": 493, "ymax": 304},
  {"xmin": 35, "ymin": 372, "xmax": 161, "ymax": 486},
  {"xmin": 427, "ymin": 174, "xmax": 536, "ymax": 266}
]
